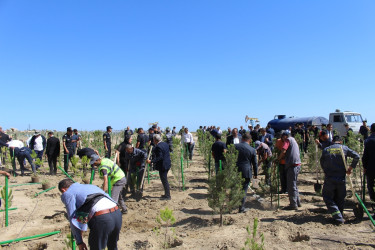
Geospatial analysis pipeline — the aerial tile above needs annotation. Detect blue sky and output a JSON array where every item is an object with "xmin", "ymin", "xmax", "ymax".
[{"xmin": 0, "ymin": 0, "xmax": 374, "ymax": 131}]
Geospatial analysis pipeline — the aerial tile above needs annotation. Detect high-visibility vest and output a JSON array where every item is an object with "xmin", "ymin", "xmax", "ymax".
[{"xmin": 98, "ymin": 158, "xmax": 125, "ymax": 188}]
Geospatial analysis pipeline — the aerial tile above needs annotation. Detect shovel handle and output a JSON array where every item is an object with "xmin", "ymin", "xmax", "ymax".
[
  {"xmin": 339, "ymin": 147, "xmax": 356, "ymax": 201},
  {"xmin": 140, "ymin": 146, "xmax": 153, "ymax": 190}
]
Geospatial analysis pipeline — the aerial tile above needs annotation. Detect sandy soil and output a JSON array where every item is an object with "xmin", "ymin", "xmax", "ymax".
[{"xmin": 1, "ymin": 136, "xmax": 374, "ymax": 250}]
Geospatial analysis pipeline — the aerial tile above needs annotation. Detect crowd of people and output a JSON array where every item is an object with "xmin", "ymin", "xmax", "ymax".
[
  {"xmin": 0, "ymin": 121, "xmax": 374, "ymax": 249},
  {"xmin": 203, "ymin": 122, "xmax": 374, "ymax": 225}
]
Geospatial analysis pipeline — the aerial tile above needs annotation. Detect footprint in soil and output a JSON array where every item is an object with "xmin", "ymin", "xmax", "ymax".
[
  {"xmin": 29, "ymin": 242, "xmax": 48, "ymax": 250},
  {"xmin": 134, "ymin": 240, "xmax": 151, "ymax": 249},
  {"xmin": 290, "ymin": 232, "xmax": 310, "ymax": 242}
]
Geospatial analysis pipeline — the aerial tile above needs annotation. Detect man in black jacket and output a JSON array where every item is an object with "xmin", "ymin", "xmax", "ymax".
[
  {"xmin": 136, "ymin": 128, "xmax": 148, "ymax": 153},
  {"xmin": 124, "ymin": 126, "xmax": 133, "ymax": 139},
  {"xmin": 226, "ymin": 128, "xmax": 240, "ymax": 147},
  {"xmin": 235, "ymin": 133, "xmax": 258, "ymax": 213},
  {"xmin": 146, "ymin": 134, "xmax": 171, "ymax": 200},
  {"xmin": 0, "ymin": 126, "xmax": 11, "ymax": 166},
  {"xmin": 46, "ymin": 132, "xmax": 60, "ymax": 175},
  {"xmin": 363, "ymin": 123, "xmax": 375, "ymax": 203},
  {"xmin": 124, "ymin": 144, "xmax": 147, "ymax": 194}
]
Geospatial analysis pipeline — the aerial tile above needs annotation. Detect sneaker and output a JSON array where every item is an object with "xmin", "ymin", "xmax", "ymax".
[
  {"xmin": 239, "ymin": 208, "xmax": 250, "ymax": 213},
  {"xmin": 333, "ymin": 219, "xmax": 345, "ymax": 225},
  {"xmin": 282, "ymin": 205, "xmax": 298, "ymax": 211},
  {"xmin": 122, "ymin": 209, "xmax": 128, "ymax": 214}
]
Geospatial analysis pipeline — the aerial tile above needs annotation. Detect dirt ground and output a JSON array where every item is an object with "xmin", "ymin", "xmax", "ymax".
[{"xmin": 1, "ymin": 136, "xmax": 375, "ymax": 250}]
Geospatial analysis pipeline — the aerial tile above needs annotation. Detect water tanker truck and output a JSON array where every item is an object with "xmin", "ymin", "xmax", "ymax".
[{"xmin": 268, "ymin": 110, "xmax": 364, "ymax": 136}]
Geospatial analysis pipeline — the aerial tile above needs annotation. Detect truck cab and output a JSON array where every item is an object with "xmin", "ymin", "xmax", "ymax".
[{"xmin": 329, "ymin": 110, "xmax": 363, "ymax": 136}]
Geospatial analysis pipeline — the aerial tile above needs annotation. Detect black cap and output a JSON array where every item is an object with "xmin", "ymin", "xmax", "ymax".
[
  {"xmin": 320, "ymin": 129, "xmax": 328, "ymax": 136},
  {"xmin": 67, "ymin": 127, "xmax": 72, "ymax": 132},
  {"xmin": 371, "ymin": 123, "xmax": 375, "ymax": 133},
  {"xmin": 152, "ymin": 125, "xmax": 157, "ymax": 129},
  {"xmin": 333, "ymin": 135, "xmax": 341, "ymax": 142},
  {"xmin": 107, "ymin": 126, "xmax": 112, "ymax": 130}
]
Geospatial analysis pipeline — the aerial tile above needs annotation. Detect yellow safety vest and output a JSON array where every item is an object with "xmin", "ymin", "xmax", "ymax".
[{"xmin": 98, "ymin": 158, "xmax": 125, "ymax": 189}]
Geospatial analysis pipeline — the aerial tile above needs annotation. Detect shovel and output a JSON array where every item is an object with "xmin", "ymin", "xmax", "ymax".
[
  {"xmin": 314, "ymin": 144, "xmax": 322, "ymax": 193},
  {"xmin": 136, "ymin": 146, "xmax": 153, "ymax": 200},
  {"xmin": 340, "ymin": 147, "xmax": 364, "ymax": 220}
]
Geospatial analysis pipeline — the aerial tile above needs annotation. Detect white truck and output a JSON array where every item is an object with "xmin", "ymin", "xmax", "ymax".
[{"xmin": 329, "ymin": 109, "xmax": 364, "ymax": 136}]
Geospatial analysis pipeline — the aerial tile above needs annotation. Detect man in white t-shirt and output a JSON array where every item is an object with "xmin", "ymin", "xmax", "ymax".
[
  {"xmin": 182, "ymin": 128, "xmax": 195, "ymax": 160},
  {"xmin": 29, "ymin": 131, "xmax": 46, "ymax": 169}
]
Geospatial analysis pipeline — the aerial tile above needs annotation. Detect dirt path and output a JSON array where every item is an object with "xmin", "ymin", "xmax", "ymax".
[{"xmin": 1, "ymin": 135, "xmax": 375, "ymax": 249}]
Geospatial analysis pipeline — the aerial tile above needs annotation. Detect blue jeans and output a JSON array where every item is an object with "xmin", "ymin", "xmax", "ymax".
[{"xmin": 18, "ymin": 148, "xmax": 36, "ymax": 174}]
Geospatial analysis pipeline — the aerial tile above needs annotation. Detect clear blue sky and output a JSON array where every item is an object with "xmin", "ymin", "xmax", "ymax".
[{"xmin": 1, "ymin": 0, "xmax": 374, "ymax": 131}]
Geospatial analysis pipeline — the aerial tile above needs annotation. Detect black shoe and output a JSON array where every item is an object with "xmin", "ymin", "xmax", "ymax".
[
  {"xmin": 239, "ymin": 208, "xmax": 250, "ymax": 213},
  {"xmin": 333, "ymin": 219, "xmax": 345, "ymax": 225},
  {"xmin": 283, "ymin": 205, "xmax": 298, "ymax": 211},
  {"xmin": 122, "ymin": 209, "xmax": 128, "ymax": 214},
  {"xmin": 160, "ymin": 196, "xmax": 171, "ymax": 200}
]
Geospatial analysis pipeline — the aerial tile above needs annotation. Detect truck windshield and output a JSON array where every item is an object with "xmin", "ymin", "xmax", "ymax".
[{"xmin": 345, "ymin": 114, "xmax": 362, "ymax": 123}]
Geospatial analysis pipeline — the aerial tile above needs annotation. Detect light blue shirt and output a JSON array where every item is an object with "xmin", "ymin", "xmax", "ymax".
[{"xmin": 61, "ymin": 183, "xmax": 113, "ymax": 244}]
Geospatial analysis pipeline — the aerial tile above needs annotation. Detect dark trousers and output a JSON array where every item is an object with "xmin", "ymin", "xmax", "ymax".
[
  {"xmin": 240, "ymin": 178, "xmax": 251, "ymax": 211},
  {"xmin": 105, "ymin": 146, "xmax": 111, "ymax": 158},
  {"xmin": 262, "ymin": 159, "xmax": 272, "ymax": 185},
  {"xmin": 286, "ymin": 165, "xmax": 301, "ymax": 207},
  {"xmin": 159, "ymin": 169, "xmax": 170, "ymax": 198},
  {"xmin": 279, "ymin": 164, "xmax": 287, "ymax": 193},
  {"xmin": 88, "ymin": 209, "xmax": 122, "ymax": 250},
  {"xmin": 35, "ymin": 150, "xmax": 43, "ymax": 169},
  {"xmin": 185, "ymin": 143, "xmax": 194, "ymax": 160},
  {"xmin": 128, "ymin": 166, "xmax": 145, "ymax": 191},
  {"xmin": 47, "ymin": 155, "xmax": 58, "ymax": 175},
  {"xmin": 367, "ymin": 173, "xmax": 375, "ymax": 202},
  {"xmin": 17, "ymin": 151, "xmax": 36, "ymax": 174},
  {"xmin": 64, "ymin": 150, "xmax": 74, "ymax": 172},
  {"xmin": 322, "ymin": 178, "xmax": 346, "ymax": 221}
]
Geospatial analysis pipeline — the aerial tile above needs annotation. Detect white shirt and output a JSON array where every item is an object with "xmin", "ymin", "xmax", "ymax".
[
  {"xmin": 34, "ymin": 136, "xmax": 43, "ymax": 151},
  {"xmin": 26, "ymin": 136, "xmax": 32, "ymax": 147},
  {"xmin": 233, "ymin": 137, "xmax": 240, "ymax": 144},
  {"xmin": 183, "ymin": 132, "xmax": 194, "ymax": 143},
  {"xmin": 7, "ymin": 140, "xmax": 24, "ymax": 148},
  {"xmin": 328, "ymin": 131, "xmax": 333, "ymax": 142},
  {"xmin": 90, "ymin": 197, "xmax": 117, "ymax": 217}
]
